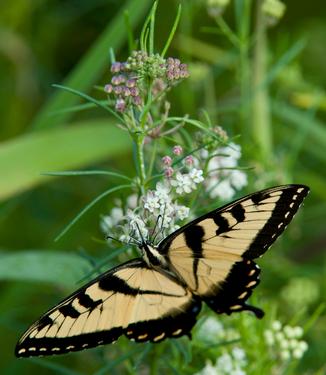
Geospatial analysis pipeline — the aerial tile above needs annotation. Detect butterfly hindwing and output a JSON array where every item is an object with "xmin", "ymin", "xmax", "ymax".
[
  {"xmin": 15, "ymin": 259, "xmax": 201, "ymax": 357},
  {"xmin": 159, "ymin": 185, "xmax": 309, "ymax": 310},
  {"xmin": 203, "ymin": 259, "xmax": 264, "ymax": 318}
]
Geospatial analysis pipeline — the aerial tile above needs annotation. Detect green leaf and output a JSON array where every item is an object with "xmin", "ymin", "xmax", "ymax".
[
  {"xmin": 0, "ymin": 119, "xmax": 131, "ymax": 201},
  {"xmin": 0, "ymin": 251, "xmax": 92, "ymax": 286},
  {"xmin": 273, "ymin": 101, "xmax": 326, "ymax": 150},
  {"xmin": 161, "ymin": 4, "xmax": 181, "ymax": 57},
  {"xmin": 52, "ymin": 84, "xmax": 123, "ymax": 122},
  {"xmin": 42, "ymin": 170, "xmax": 132, "ymax": 181},
  {"xmin": 55, "ymin": 184, "xmax": 131, "ymax": 242},
  {"xmin": 31, "ymin": 0, "xmax": 152, "ymax": 130}
]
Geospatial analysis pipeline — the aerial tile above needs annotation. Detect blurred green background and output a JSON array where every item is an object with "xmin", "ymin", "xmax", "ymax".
[{"xmin": 0, "ymin": 0, "xmax": 325, "ymax": 373}]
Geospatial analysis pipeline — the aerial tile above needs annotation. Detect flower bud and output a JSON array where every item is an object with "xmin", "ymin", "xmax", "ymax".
[
  {"xmin": 115, "ymin": 98, "xmax": 126, "ymax": 112},
  {"xmin": 104, "ymin": 84, "xmax": 113, "ymax": 93},
  {"xmin": 111, "ymin": 62, "xmax": 121, "ymax": 73},
  {"xmin": 164, "ymin": 167, "xmax": 174, "ymax": 178},
  {"xmin": 162, "ymin": 156, "xmax": 172, "ymax": 166},
  {"xmin": 173, "ymin": 145, "xmax": 183, "ymax": 155}
]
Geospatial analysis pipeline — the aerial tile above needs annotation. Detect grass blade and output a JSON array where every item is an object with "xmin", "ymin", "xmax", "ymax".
[{"xmin": 0, "ymin": 120, "xmax": 130, "ymax": 201}]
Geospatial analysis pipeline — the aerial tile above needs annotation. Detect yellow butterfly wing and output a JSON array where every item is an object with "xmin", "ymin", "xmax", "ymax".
[
  {"xmin": 159, "ymin": 185, "xmax": 309, "ymax": 316},
  {"xmin": 16, "ymin": 259, "xmax": 201, "ymax": 357}
]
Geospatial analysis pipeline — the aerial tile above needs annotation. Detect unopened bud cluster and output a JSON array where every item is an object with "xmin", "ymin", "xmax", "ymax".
[{"xmin": 104, "ymin": 51, "xmax": 189, "ymax": 113}]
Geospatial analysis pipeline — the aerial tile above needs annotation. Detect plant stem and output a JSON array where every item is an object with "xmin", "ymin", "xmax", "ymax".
[
  {"xmin": 135, "ymin": 132, "xmax": 146, "ymax": 193},
  {"xmin": 251, "ymin": 0, "xmax": 272, "ymax": 161},
  {"xmin": 237, "ymin": 1, "xmax": 251, "ymax": 131}
]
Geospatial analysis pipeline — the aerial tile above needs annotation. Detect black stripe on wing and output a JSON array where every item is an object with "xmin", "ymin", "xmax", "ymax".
[
  {"xmin": 15, "ymin": 259, "xmax": 201, "ymax": 357},
  {"xmin": 159, "ymin": 185, "xmax": 309, "ymax": 260},
  {"xmin": 204, "ymin": 259, "xmax": 264, "ymax": 318},
  {"xmin": 242, "ymin": 185, "xmax": 309, "ymax": 258}
]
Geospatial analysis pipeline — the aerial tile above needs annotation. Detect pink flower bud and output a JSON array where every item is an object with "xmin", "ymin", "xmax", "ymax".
[
  {"xmin": 133, "ymin": 96, "xmax": 142, "ymax": 106},
  {"xmin": 111, "ymin": 62, "xmax": 121, "ymax": 73},
  {"xmin": 104, "ymin": 84, "xmax": 113, "ymax": 93},
  {"xmin": 164, "ymin": 167, "xmax": 174, "ymax": 178},
  {"xmin": 126, "ymin": 79, "xmax": 137, "ymax": 88},
  {"xmin": 129, "ymin": 87, "xmax": 139, "ymax": 97},
  {"xmin": 114, "ymin": 86, "xmax": 123, "ymax": 95},
  {"xmin": 162, "ymin": 156, "xmax": 172, "ymax": 166},
  {"xmin": 117, "ymin": 74, "xmax": 126, "ymax": 83},
  {"xmin": 173, "ymin": 145, "xmax": 183, "ymax": 155},
  {"xmin": 167, "ymin": 71, "xmax": 174, "ymax": 81},
  {"xmin": 111, "ymin": 75, "xmax": 120, "ymax": 85},
  {"xmin": 185, "ymin": 155, "xmax": 194, "ymax": 165},
  {"xmin": 122, "ymin": 87, "xmax": 131, "ymax": 97},
  {"xmin": 115, "ymin": 98, "xmax": 126, "ymax": 112}
]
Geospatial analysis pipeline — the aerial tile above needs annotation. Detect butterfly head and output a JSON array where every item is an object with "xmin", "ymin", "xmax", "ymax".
[{"xmin": 139, "ymin": 241, "xmax": 166, "ymax": 267}]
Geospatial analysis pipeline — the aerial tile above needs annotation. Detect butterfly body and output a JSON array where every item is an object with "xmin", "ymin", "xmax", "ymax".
[{"xmin": 15, "ymin": 185, "xmax": 309, "ymax": 357}]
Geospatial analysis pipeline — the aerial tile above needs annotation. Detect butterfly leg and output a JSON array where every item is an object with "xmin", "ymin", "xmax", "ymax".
[{"xmin": 203, "ymin": 260, "xmax": 265, "ymax": 319}]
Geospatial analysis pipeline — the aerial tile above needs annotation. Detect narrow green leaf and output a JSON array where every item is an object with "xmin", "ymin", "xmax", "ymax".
[
  {"xmin": 52, "ymin": 84, "xmax": 123, "ymax": 122},
  {"xmin": 149, "ymin": 1, "xmax": 158, "ymax": 54},
  {"xmin": 161, "ymin": 4, "xmax": 181, "ymax": 57},
  {"xmin": 175, "ymin": 34, "xmax": 235, "ymax": 66},
  {"xmin": 42, "ymin": 170, "xmax": 132, "ymax": 182},
  {"xmin": 260, "ymin": 38, "xmax": 306, "ymax": 89},
  {"xmin": 0, "ymin": 251, "xmax": 92, "ymax": 287},
  {"xmin": 31, "ymin": 0, "xmax": 152, "ymax": 130},
  {"xmin": 0, "ymin": 120, "xmax": 131, "ymax": 201},
  {"xmin": 50, "ymin": 100, "xmax": 108, "ymax": 115},
  {"xmin": 272, "ymin": 101, "xmax": 326, "ymax": 148},
  {"xmin": 140, "ymin": 1, "xmax": 155, "ymax": 52},
  {"xmin": 55, "ymin": 184, "xmax": 131, "ymax": 242}
]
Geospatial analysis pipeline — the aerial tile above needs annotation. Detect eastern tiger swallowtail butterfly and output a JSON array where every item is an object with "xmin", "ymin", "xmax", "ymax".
[{"xmin": 15, "ymin": 184, "xmax": 309, "ymax": 357}]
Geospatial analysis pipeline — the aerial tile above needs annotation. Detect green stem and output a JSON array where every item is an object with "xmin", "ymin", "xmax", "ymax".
[
  {"xmin": 215, "ymin": 16, "xmax": 240, "ymax": 48},
  {"xmin": 135, "ymin": 132, "xmax": 146, "ymax": 193},
  {"xmin": 237, "ymin": 2, "xmax": 251, "ymax": 131},
  {"xmin": 251, "ymin": 0, "xmax": 272, "ymax": 161}
]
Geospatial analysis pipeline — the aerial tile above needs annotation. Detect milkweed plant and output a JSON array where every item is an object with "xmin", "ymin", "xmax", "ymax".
[{"xmin": 50, "ymin": 1, "xmax": 322, "ymax": 374}]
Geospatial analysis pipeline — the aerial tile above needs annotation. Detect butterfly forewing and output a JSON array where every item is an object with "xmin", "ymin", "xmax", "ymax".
[
  {"xmin": 159, "ymin": 185, "xmax": 309, "ymax": 302},
  {"xmin": 15, "ymin": 259, "xmax": 201, "ymax": 357}
]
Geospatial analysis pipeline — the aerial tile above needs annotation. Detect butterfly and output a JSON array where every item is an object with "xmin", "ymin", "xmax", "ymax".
[{"xmin": 15, "ymin": 184, "xmax": 309, "ymax": 357}]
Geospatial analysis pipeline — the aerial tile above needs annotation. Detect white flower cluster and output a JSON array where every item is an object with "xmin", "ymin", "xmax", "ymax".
[
  {"xmin": 101, "ymin": 140, "xmax": 247, "ymax": 245},
  {"xmin": 142, "ymin": 181, "xmax": 190, "ymax": 234},
  {"xmin": 196, "ymin": 316, "xmax": 238, "ymax": 343},
  {"xmin": 203, "ymin": 142, "xmax": 248, "ymax": 201},
  {"xmin": 170, "ymin": 168, "xmax": 204, "ymax": 195},
  {"xmin": 195, "ymin": 347, "xmax": 247, "ymax": 375},
  {"xmin": 101, "ymin": 181, "xmax": 192, "ymax": 246},
  {"xmin": 197, "ymin": 317, "xmax": 224, "ymax": 343},
  {"xmin": 264, "ymin": 320, "xmax": 308, "ymax": 360}
]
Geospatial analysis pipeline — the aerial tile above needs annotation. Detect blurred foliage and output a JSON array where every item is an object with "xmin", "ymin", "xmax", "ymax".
[{"xmin": 0, "ymin": 0, "xmax": 325, "ymax": 374}]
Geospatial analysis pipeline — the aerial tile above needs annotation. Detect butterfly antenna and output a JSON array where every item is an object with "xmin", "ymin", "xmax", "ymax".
[
  {"xmin": 106, "ymin": 235, "xmax": 123, "ymax": 245},
  {"xmin": 152, "ymin": 214, "xmax": 162, "ymax": 240},
  {"xmin": 160, "ymin": 203, "xmax": 167, "ymax": 231},
  {"xmin": 135, "ymin": 222, "xmax": 146, "ymax": 246},
  {"xmin": 151, "ymin": 214, "xmax": 162, "ymax": 243}
]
